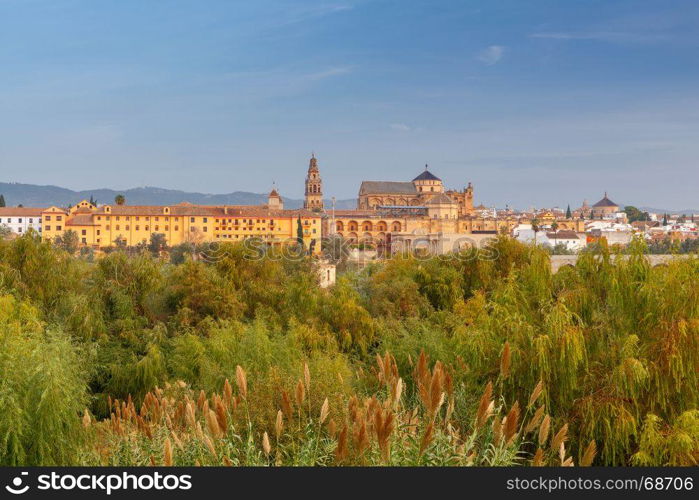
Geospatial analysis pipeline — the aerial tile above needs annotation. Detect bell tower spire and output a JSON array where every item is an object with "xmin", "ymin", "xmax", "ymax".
[{"xmin": 304, "ymin": 153, "xmax": 324, "ymax": 210}]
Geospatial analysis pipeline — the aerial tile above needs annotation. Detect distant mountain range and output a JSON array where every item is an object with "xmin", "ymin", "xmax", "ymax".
[
  {"xmin": 1, "ymin": 182, "xmax": 695, "ymax": 215},
  {"xmin": 637, "ymin": 206, "xmax": 699, "ymax": 215},
  {"xmin": 0, "ymin": 182, "xmax": 356, "ymax": 210}
]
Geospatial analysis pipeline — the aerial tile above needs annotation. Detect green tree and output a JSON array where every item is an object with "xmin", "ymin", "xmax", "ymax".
[
  {"xmin": 565, "ymin": 204, "xmax": 572, "ymax": 219},
  {"xmin": 114, "ymin": 194, "xmax": 126, "ymax": 205},
  {"xmin": 0, "ymin": 194, "xmax": 5, "ymax": 207},
  {"xmin": 531, "ymin": 217, "xmax": 540, "ymax": 245},
  {"xmin": 148, "ymin": 233, "xmax": 167, "ymax": 256},
  {"xmin": 54, "ymin": 230, "xmax": 80, "ymax": 255},
  {"xmin": 296, "ymin": 216, "xmax": 304, "ymax": 249},
  {"xmin": 624, "ymin": 205, "xmax": 650, "ymax": 223}
]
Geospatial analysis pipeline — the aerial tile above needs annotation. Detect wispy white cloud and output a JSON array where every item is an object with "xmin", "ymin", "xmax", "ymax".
[
  {"xmin": 530, "ymin": 32, "xmax": 668, "ymax": 44},
  {"xmin": 389, "ymin": 123, "xmax": 411, "ymax": 131},
  {"xmin": 477, "ymin": 45, "xmax": 505, "ymax": 66},
  {"xmin": 304, "ymin": 66, "xmax": 353, "ymax": 81}
]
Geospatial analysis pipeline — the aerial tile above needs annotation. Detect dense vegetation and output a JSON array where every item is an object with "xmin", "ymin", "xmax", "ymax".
[{"xmin": 0, "ymin": 233, "xmax": 697, "ymax": 466}]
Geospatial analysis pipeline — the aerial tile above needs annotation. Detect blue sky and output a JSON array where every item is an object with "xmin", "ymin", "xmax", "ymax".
[{"xmin": 1, "ymin": 0, "xmax": 698, "ymax": 209}]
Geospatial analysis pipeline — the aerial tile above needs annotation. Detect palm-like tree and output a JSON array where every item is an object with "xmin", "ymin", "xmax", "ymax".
[
  {"xmin": 551, "ymin": 221, "xmax": 559, "ymax": 248},
  {"xmin": 531, "ymin": 217, "xmax": 541, "ymax": 245},
  {"xmin": 114, "ymin": 194, "xmax": 126, "ymax": 206}
]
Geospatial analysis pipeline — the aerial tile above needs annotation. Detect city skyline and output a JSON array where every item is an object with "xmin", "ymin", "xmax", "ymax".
[{"xmin": 2, "ymin": 0, "xmax": 699, "ymax": 209}]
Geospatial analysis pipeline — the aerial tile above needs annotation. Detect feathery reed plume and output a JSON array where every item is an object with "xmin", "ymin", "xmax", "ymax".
[
  {"xmin": 356, "ymin": 420, "xmax": 370, "ymax": 457},
  {"xmin": 492, "ymin": 415, "xmax": 503, "ymax": 444},
  {"xmin": 475, "ymin": 381, "xmax": 493, "ymax": 430},
  {"xmin": 504, "ymin": 401, "xmax": 520, "ymax": 445},
  {"xmin": 419, "ymin": 422, "xmax": 434, "ymax": 456},
  {"xmin": 580, "ymin": 440, "xmax": 597, "ymax": 467},
  {"xmin": 550, "ymin": 423, "xmax": 568, "ymax": 453},
  {"xmin": 163, "ymin": 438, "xmax": 173, "ymax": 466},
  {"xmin": 185, "ymin": 402, "xmax": 196, "ymax": 429},
  {"xmin": 319, "ymin": 397, "xmax": 330, "ymax": 425},
  {"xmin": 328, "ymin": 419, "xmax": 337, "ymax": 438},
  {"xmin": 538, "ymin": 415, "xmax": 551, "ymax": 446},
  {"xmin": 374, "ymin": 407, "xmax": 395, "ymax": 463},
  {"xmin": 525, "ymin": 405, "xmax": 545, "ymax": 433},
  {"xmin": 392, "ymin": 378, "xmax": 403, "ymax": 409},
  {"xmin": 170, "ymin": 430, "xmax": 183, "ymax": 450},
  {"xmin": 295, "ymin": 379, "xmax": 305, "ymax": 408},
  {"xmin": 335, "ymin": 425, "xmax": 348, "ymax": 462},
  {"xmin": 262, "ymin": 432, "xmax": 271, "ymax": 457},
  {"xmin": 416, "ymin": 351, "xmax": 428, "ymax": 385},
  {"xmin": 215, "ymin": 400, "xmax": 228, "ymax": 432},
  {"xmin": 281, "ymin": 391, "xmax": 293, "ymax": 418},
  {"xmin": 203, "ymin": 434, "xmax": 217, "ymax": 457},
  {"xmin": 275, "ymin": 410, "xmax": 284, "ymax": 439},
  {"xmin": 303, "ymin": 363, "xmax": 311, "ymax": 392},
  {"xmin": 149, "ymin": 455, "xmax": 156, "ymax": 467},
  {"xmin": 500, "ymin": 341, "xmax": 511, "ymax": 378},
  {"xmin": 532, "ymin": 447, "xmax": 545, "ymax": 466},
  {"xmin": 82, "ymin": 409, "xmax": 91, "ymax": 428},
  {"xmin": 206, "ymin": 410, "xmax": 222, "ymax": 438},
  {"xmin": 235, "ymin": 365, "xmax": 248, "ymax": 400},
  {"xmin": 223, "ymin": 379, "xmax": 233, "ymax": 407},
  {"xmin": 223, "ymin": 456, "xmax": 232, "ymax": 466},
  {"xmin": 528, "ymin": 380, "xmax": 544, "ymax": 408},
  {"xmin": 197, "ymin": 390, "xmax": 206, "ymax": 411}
]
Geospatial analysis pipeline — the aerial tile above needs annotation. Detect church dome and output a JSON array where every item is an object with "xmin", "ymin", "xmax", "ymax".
[{"xmin": 412, "ymin": 168, "xmax": 441, "ymax": 182}]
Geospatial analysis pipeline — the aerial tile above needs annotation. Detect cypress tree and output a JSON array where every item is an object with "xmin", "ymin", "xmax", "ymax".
[
  {"xmin": 565, "ymin": 204, "xmax": 572, "ymax": 219},
  {"xmin": 0, "ymin": 194, "xmax": 5, "ymax": 207},
  {"xmin": 296, "ymin": 216, "xmax": 304, "ymax": 249}
]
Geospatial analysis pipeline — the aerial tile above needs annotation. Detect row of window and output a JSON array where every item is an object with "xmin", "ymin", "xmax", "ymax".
[
  {"xmin": 0, "ymin": 226, "xmax": 41, "ymax": 233},
  {"xmin": 1, "ymin": 218, "xmax": 39, "ymax": 224}
]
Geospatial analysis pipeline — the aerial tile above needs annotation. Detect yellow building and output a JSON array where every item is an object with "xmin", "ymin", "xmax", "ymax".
[{"xmin": 41, "ymin": 192, "xmax": 322, "ymax": 254}]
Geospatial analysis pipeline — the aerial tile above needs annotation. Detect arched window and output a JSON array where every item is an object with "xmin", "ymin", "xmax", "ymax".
[
  {"xmin": 362, "ymin": 221, "xmax": 372, "ymax": 232},
  {"xmin": 336, "ymin": 221, "xmax": 344, "ymax": 231},
  {"xmin": 391, "ymin": 221, "xmax": 402, "ymax": 232}
]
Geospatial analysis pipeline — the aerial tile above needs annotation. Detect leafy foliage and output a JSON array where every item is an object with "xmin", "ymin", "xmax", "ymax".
[{"xmin": 0, "ymin": 234, "xmax": 696, "ymax": 465}]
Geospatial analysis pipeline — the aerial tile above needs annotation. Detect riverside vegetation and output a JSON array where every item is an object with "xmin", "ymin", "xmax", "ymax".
[{"xmin": 0, "ymin": 233, "xmax": 697, "ymax": 466}]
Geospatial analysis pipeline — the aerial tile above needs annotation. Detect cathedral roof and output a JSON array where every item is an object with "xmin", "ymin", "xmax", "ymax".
[
  {"xmin": 359, "ymin": 181, "xmax": 417, "ymax": 195},
  {"xmin": 412, "ymin": 168, "xmax": 441, "ymax": 182},
  {"xmin": 593, "ymin": 193, "xmax": 619, "ymax": 208},
  {"xmin": 269, "ymin": 188, "xmax": 281, "ymax": 199},
  {"xmin": 425, "ymin": 193, "xmax": 455, "ymax": 205}
]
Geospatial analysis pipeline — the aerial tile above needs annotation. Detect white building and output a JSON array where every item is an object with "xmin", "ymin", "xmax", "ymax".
[
  {"xmin": 0, "ymin": 207, "xmax": 44, "ymax": 236},
  {"xmin": 545, "ymin": 230, "xmax": 587, "ymax": 252}
]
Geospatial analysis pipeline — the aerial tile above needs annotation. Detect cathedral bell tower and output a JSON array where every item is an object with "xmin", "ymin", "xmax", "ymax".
[{"xmin": 304, "ymin": 153, "xmax": 324, "ymax": 211}]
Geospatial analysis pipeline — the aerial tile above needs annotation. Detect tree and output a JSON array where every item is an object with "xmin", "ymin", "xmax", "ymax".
[
  {"xmin": 148, "ymin": 233, "xmax": 167, "ymax": 256},
  {"xmin": 531, "ymin": 217, "xmax": 540, "ymax": 245},
  {"xmin": 114, "ymin": 194, "xmax": 126, "ymax": 205},
  {"xmin": 89, "ymin": 195, "xmax": 96, "ymax": 206},
  {"xmin": 550, "ymin": 221, "xmax": 559, "ymax": 247},
  {"xmin": 54, "ymin": 230, "xmax": 79, "ymax": 255},
  {"xmin": 662, "ymin": 213, "xmax": 668, "ymax": 226},
  {"xmin": 0, "ymin": 194, "xmax": 5, "ymax": 207},
  {"xmin": 565, "ymin": 204, "xmax": 572, "ymax": 219},
  {"xmin": 623, "ymin": 206, "xmax": 650, "ymax": 223},
  {"xmin": 296, "ymin": 216, "xmax": 304, "ymax": 249}
]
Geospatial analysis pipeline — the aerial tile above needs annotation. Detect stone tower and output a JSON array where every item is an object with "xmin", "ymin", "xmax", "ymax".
[{"xmin": 304, "ymin": 153, "xmax": 324, "ymax": 210}]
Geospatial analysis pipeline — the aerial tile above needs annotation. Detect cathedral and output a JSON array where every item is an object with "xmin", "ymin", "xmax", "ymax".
[{"xmin": 357, "ymin": 166, "xmax": 474, "ymax": 216}]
